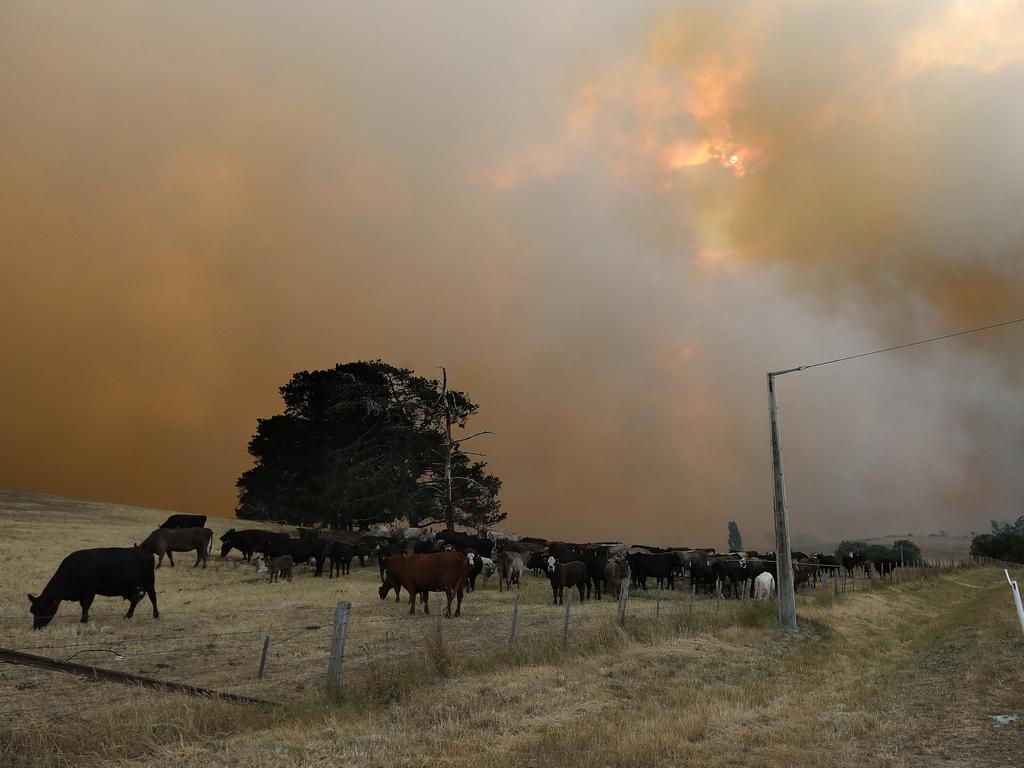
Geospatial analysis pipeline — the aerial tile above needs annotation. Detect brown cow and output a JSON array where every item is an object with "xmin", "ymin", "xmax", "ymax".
[
  {"xmin": 603, "ymin": 555, "xmax": 630, "ymax": 599},
  {"xmin": 259, "ymin": 554, "xmax": 294, "ymax": 583},
  {"xmin": 138, "ymin": 528, "xmax": 213, "ymax": 568},
  {"xmin": 382, "ymin": 552, "xmax": 469, "ymax": 617}
]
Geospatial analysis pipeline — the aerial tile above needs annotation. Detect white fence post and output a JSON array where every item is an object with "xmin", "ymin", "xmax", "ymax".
[{"xmin": 1005, "ymin": 570, "xmax": 1024, "ymax": 638}]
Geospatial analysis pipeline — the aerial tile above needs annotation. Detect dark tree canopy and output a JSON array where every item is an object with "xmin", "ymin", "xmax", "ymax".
[
  {"xmin": 236, "ymin": 361, "xmax": 504, "ymax": 531},
  {"xmin": 972, "ymin": 518, "xmax": 1024, "ymax": 563}
]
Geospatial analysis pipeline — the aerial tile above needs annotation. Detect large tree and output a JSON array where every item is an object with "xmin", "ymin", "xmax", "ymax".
[
  {"xmin": 727, "ymin": 521, "xmax": 743, "ymax": 551},
  {"xmin": 236, "ymin": 361, "xmax": 504, "ymax": 531}
]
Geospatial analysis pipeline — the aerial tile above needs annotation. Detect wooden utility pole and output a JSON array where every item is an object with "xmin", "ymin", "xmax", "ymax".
[
  {"xmin": 768, "ymin": 368, "xmax": 800, "ymax": 632},
  {"xmin": 441, "ymin": 367, "xmax": 455, "ymax": 532}
]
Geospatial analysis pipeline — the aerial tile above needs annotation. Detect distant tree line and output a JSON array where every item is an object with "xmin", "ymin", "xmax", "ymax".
[
  {"xmin": 236, "ymin": 361, "xmax": 504, "ymax": 532},
  {"xmin": 834, "ymin": 538, "xmax": 922, "ymax": 564},
  {"xmin": 971, "ymin": 516, "xmax": 1024, "ymax": 563}
]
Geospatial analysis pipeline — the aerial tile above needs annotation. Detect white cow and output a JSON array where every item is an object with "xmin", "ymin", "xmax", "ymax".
[{"xmin": 753, "ymin": 571, "xmax": 775, "ymax": 600}]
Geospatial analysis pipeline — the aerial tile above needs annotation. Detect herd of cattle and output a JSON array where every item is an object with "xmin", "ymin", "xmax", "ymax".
[{"xmin": 26, "ymin": 512, "xmax": 903, "ymax": 629}]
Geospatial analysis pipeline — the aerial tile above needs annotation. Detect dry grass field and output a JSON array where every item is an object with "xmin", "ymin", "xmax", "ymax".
[{"xmin": 1, "ymin": 489, "xmax": 1022, "ymax": 767}]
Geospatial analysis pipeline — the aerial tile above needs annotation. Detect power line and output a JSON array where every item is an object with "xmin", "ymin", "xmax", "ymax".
[{"xmin": 795, "ymin": 315, "xmax": 1024, "ymax": 372}]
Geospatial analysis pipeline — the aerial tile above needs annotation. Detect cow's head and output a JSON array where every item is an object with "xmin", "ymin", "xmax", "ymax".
[
  {"xmin": 378, "ymin": 579, "xmax": 393, "ymax": 600},
  {"xmin": 546, "ymin": 555, "xmax": 557, "ymax": 573},
  {"xmin": 27, "ymin": 593, "xmax": 59, "ymax": 630},
  {"xmin": 219, "ymin": 539, "xmax": 234, "ymax": 559},
  {"xmin": 466, "ymin": 552, "xmax": 476, "ymax": 568}
]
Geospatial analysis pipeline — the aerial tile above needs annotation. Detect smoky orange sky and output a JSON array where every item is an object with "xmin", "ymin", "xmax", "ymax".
[{"xmin": 3, "ymin": 1, "xmax": 1023, "ymax": 549}]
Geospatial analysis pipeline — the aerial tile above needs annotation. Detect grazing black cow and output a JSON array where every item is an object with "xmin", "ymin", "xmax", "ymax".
[
  {"xmin": 526, "ymin": 551, "xmax": 547, "ymax": 575},
  {"xmin": 263, "ymin": 537, "xmax": 328, "ymax": 576},
  {"xmin": 220, "ymin": 529, "xmax": 288, "ymax": 561},
  {"xmin": 545, "ymin": 556, "xmax": 588, "ymax": 605},
  {"xmin": 842, "ymin": 552, "xmax": 866, "ymax": 577},
  {"xmin": 547, "ymin": 542, "xmax": 582, "ymax": 563},
  {"xmin": 375, "ymin": 541, "xmax": 406, "ymax": 582},
  {"xmin": 413, "ymin": 538, "xmax": 435, "ymax": 554},
  {"xmin": 327, "ymin": 541, "xmax": 356, "ymax": 577},
  {"xmin": 160, "ymin": 514, "xmax": 207, "ymax": 529},
  {"xmin": 689, "ymin": 559, "xmax": 716, "ymax": 594},
  {"xmin": 710, "ymin": 557, "xmax": 747, "ymax": 598},
  {"xmin": 873, "ymin": 558, "xmax": 899, "ymax": 579},
  {"xmin": 28, "ymin": 548, "xmax": 159, "ymax": 629},
  {"xmin": 580, "ymin": 549, "xmax": 607, "ymax": 600},
  {"xmin": 627, "ymin": 552, "xmax": 679, "ymax": 591},
  {"xmin": 435, "ymin": 530, "xmax": 494, "ymax": 557}
]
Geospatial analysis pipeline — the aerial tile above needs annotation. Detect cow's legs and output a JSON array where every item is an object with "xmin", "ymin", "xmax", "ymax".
[
  {"xmin": 422, "ymin": 591, "xmax": 430, "ymax": 615},
  {"xmin": 577, "ymin": 583, "xmax": 585, "ymax": 603},
  {"xmin": 193, "ymin": 548, "xmax": 201, "ymax": 568},
  {"xmin": 408, "ymin": 590, "xmax": 417, "ymax": 615},
  {"xmin": 444, "ymin": 587, "xmax": 454, "ymax": 618},
  {"xmin": 79, "ymin": 594, "xmax": 95, "ymax": 623},
  {"xmin": 166, "ymin": 551, "xmax": 175, "ymax": 567},
  {"xmin": 146, "ymin": 584, "xmax": 160, "ymax": 618},
  {"xmin": 454, "ymin": 588, "xmax": 463, "ymax": 617},
  {"xmin": 124, "ymin": 587, "xmax": 144, "ymax": 619}
]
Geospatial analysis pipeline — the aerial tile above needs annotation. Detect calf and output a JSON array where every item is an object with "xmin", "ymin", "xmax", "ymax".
[
  {"xmin": 138, "ymin": 527, "xmax": 213, "ymax": 568},
  {"xmin": 28, "ymin": 548, "xmax": 159, "ymax": 629},
  {"xmin": 545, "ymin": 556, "xmax": 588, "ymax": 605},
  {"xmin": 265, "ymin": 555, "xmax": 294, "ymax": 583}
]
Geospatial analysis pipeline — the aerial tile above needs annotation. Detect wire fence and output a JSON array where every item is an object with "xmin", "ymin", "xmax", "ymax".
[{"xmin": 0, "ymin": 555, "xmax": 1005, "ymax": 723}]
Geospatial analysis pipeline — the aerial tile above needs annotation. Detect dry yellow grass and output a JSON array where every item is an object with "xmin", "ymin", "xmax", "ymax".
[{"xmin": 1, "ymin": 490, "xmax": 1021, "ymax": 767}]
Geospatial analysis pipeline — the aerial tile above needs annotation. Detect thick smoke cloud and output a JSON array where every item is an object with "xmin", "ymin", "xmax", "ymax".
[{"xmin": 1, "ymin": 1, "xmax": 1022, "ymax": 546}]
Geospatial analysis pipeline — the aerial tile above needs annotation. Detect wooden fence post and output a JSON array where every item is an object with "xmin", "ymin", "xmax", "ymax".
[
  {"xmin": 562, "ymin": 589, "xmax": 573, "ymax": 646},
  {"xmin": 508, "ymin": 593, "xmax": 521, "ymax": 649},
  {"xmin": 326, "ymin": 600, "xmax": 351, "ymax": 698},
  {"xmin": 257, "ymin": 634, "xmax": 271, "ymax": 680},
  {"xmin": 687, "ymin": 584, "xmax": 695, "ymax": 630},
  {"xmin": 617, "ymin": 581, "xmax": 630, "ymax": 627}
]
